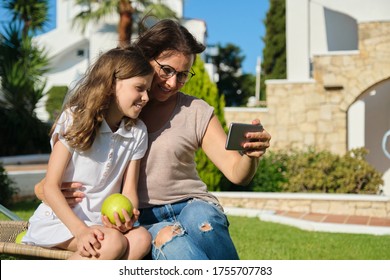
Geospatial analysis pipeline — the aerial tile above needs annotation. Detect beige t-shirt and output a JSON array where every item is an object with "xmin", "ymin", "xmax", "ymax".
[{"xmin": 138, "ymin": 92, "xmax": 220, "ymax": 208}]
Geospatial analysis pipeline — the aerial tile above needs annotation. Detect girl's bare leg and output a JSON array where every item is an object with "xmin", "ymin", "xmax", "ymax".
[
  {"xmin": 57, "ymin": 226, "xmax": 128, "ymax": 260},
  {"xmin": 121, "ymin": 226, "xmax": 152, "ymax": 260}
]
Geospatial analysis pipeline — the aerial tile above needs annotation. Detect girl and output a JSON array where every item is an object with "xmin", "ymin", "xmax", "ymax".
[{"xmin": 24, "ymin": 46, "xmax": 154, "ymax": 260}]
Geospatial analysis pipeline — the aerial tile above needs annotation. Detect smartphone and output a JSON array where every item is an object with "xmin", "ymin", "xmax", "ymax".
[{"xmin": 225, "ymin": 123, "xmax": 264, "ymax": 150}]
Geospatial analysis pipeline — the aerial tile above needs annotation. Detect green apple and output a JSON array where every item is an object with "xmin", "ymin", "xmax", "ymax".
[
  {"xmin": 15, "ymin": 230, "xmax": 27, "ymax": 244},
  {"xmin": 101, "ymin": 193, "xmax": 133, "ymax": 224}
]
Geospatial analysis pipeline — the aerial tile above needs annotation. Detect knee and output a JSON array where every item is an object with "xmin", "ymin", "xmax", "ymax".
[
  {"xmin": 182, "ymin": 200, "xmax": 227, "ymax": 230},
  {"xmin": 133, "ymin": 227, "xmax": 152, "ymax": 251},
  {"xmin": 154, "ymin": 224, "xmax": 183, "ymax": 248},
  {"xmin": 184, "ymin": 200, "xmax": 221, "ymax": 220},
  {"xmin": 100, "ymin": 229, "xmax": 127, "ymax": 259}
]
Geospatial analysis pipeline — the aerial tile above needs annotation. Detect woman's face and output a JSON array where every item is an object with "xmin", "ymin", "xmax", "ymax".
[{"xmin": 149, "ymin": 52, "xmax": 194, "ymax": 102}]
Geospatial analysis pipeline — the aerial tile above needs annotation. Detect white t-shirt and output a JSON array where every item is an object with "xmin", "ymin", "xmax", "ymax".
[{"xmin": 23, "ymin": 110, "xmax": 148, "ymax": 247}]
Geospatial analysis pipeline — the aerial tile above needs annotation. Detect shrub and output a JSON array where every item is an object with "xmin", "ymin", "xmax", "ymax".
[
  {"xmin": 249, "ymin": 147, "xmax": 383, "ymax": 194},
  {"xmin": 45, "ymin": 86, "xmax": 68, "ymax": 121},
  {"xmin": 182, "ymin": 57, "xmax": 226, "ymax": 191},
  {"xmin": 0, "ymin": 163, "xmax": 18, "ymax": 207},
  {"xmin": 283, "ymin": 148, "xmax": 383, "ymax": 194},
  {"xmin": 220, "ymin": 151, "xmax": 288, "ymax": 192},
  {"xmin": 250, "ymin": 151, "xmax": 288, "ymax": 192},
  {"xmin": 0, "ymin": 108, "xmax": 51, "ymax": 156}
]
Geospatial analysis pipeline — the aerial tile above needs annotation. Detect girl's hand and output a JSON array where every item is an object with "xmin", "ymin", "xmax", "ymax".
[
  {"xmin": 101, "ymin": 208, "xmax": 140, "ymax": 233},
  {"xmin": 75, "ymin": 227, "xmax": 104, "ymax": 258},
  {"xmin": 242, "ymin": 119, "xmax": 271, "ymax": 158}
]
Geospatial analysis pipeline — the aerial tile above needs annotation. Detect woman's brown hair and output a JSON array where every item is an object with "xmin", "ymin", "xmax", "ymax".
[{"xmin": 134, "ymin": 18, "xmax": 205, "ymax": 61}]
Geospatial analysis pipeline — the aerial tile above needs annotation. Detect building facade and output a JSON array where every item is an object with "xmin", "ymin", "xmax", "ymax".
[{"xmin": 224, "ymin": 0, "xmax": 390, "ymax": 194}]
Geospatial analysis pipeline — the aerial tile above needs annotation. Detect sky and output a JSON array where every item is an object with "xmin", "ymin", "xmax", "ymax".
[
  {"xmin": 0, "ymin": 0, "xmax": 269, "ymax": 74},
  {"xmin": 185, "ymin": 0, "xmax": 269, "ymax": 74}
]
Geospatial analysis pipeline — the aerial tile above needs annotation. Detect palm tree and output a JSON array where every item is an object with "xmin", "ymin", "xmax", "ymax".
[
  {"xmin": 0, "ymin": 26, "xmax": 49, "ymax": 115},
  {"xmin": 73, "ymin": 0, "xmax": 177, "ymax": 46},
  {"xmin": 1, "ymin": 0, "xmax": 49, "ymax": 114},
  {"xmin": 2, "ymin": 0, "xmax": 49, "ymax": 37},
  {"xmin": 0, "ymin": 0, "xmax": 51, "ymax": 155}
]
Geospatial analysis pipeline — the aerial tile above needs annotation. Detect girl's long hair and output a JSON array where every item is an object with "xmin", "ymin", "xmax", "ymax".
[{"xmin": 53, "ymin": 46, "xmax": 153, "ymax": 151}]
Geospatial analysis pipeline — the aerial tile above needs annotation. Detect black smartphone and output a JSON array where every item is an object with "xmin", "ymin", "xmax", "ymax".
[{"xmin": 225, "ymin": 123, "xmax": 264, "ymax": 150}]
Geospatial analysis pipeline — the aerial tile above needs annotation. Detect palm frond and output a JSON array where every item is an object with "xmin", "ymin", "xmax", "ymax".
[
  {"xmin": 72, "ymin": 0, "xmax": 119, "ymax": 32},
  {"xmin": 142, "ymin": 3, "xmax": 178, "ymax": 20},
  {"xmin": 0, "ymin": 26, "xmax": 49, "ymax": 114},
  {"xmin": 2, "ymin": 0, "xmax": 49, "ymax": 33}
]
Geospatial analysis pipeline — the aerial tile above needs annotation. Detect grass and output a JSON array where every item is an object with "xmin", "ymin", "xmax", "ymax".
[
  {"xmin": 228, "ymin": 215, "xmax": 390, "ymax": 259},
  {"xmin": 2, "ymin": 199, "xmax": 390, "ymax": 260},
  {"xmin": 0, "ymin": 199, "xmax": 41, "ymax": 221}
]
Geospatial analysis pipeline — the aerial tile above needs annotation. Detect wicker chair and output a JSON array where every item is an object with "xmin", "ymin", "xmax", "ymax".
[{"xmin": 0, "ymin": 220, "xmax": 73, "ymax": 259}]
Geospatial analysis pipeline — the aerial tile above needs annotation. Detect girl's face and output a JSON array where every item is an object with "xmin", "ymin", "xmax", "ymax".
[
  {"xmin": 113, "ymin": 74, "xmax": 153, "ymax": 120},
  {"xmin": 150, "ymin": 52, "xmax": 194, "ymax": 102}
]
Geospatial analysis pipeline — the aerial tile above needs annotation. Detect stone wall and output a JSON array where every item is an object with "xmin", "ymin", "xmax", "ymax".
[
  {"xmin": 213, "ymin": 192, "xmax": 390, "ymax": 218},
  {"xmin": 224, "ymin": 107, "xmax": 269, "ymax": 126}
]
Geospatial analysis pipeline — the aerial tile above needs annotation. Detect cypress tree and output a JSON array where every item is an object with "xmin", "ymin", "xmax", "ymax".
[
  {"xmin": 182, "ymin": 57, "xmax": 226, "ymax": 191},
  {"xmin": 260, "ymin": 0, "xmax": 286, "ymax": 100}
]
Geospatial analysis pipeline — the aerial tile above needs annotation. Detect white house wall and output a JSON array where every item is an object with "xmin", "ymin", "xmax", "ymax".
[
  {"xmin": 48, "ymin": 54, "xmax": 89, "ymax": 90},
  {"xmin": 286, "ymin": 0, "xmax": 390, "ymax": 81},
  {"xmin": 87, "ymin": 16, "xmax": 119, "ymax": 64},
  {"xmin": 309, "ymin": 3, "xmax": 327, "ymax": 55},
  {"xmin": 286, "ymin": 0, "xmax": 310, "ymax": 81},
  {"xmin": 311, "ymin": 0, "xmax": 390, "ymax": 22},
  {"xmin": 182, "ymin": 19, "xmax": 207, "ymax": 45},
  {"xmin": 163, "ymin": 0, "xmax": 183, "ymax": 17},
  {"xmin": 325, "ymin": 9, "xmax": 358, "ymax": 52},
  {"xmin": 348, "ymin": 100, "xmax": 365, "ymax": 151},
  {"xmin": 56, "ymin": 0, "xmax": 84, "ymax": 27}
]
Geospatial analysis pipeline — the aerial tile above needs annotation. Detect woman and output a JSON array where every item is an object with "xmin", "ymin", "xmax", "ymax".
[{"xmin": 36, "ymin": 19, "xmax": 271, "ymax": 260}]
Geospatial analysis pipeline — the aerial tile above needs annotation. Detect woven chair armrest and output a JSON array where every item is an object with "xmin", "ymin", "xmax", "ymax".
[
  {"xmin": 0, "ymin": 241, "xmax": 73, "ymax": 259},
  {"xmin": 0, "ymin": 221, "xmax": 29, "ymax": 242},
  {"xmin": 0, "ymin": 220, "xmax": 73, "ymax": 259}
]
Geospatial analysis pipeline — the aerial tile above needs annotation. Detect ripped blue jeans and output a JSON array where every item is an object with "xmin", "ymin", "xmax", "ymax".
[{"xmin": 138, "ymin": 199, "xmax": 239, "ymax": 260}]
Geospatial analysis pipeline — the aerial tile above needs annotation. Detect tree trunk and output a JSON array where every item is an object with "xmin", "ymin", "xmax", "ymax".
[{"xmin": 118, "ymin": 0, "xmax": 134, "ymax": 47}]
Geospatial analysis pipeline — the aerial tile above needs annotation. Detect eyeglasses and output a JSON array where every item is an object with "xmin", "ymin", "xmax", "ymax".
[{"xmin": 154, "ymin": 59, "xmax": 195, "ymax": 84}]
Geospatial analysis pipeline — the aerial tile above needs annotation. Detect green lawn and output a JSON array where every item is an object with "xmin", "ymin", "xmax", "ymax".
[
  {"xmin": 228, "ymin": 215, "xmax": 390, "ymax": 259},
  {"xmin": 2, "ymin": 199, "xmax": 390, "ymax": 260}
]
